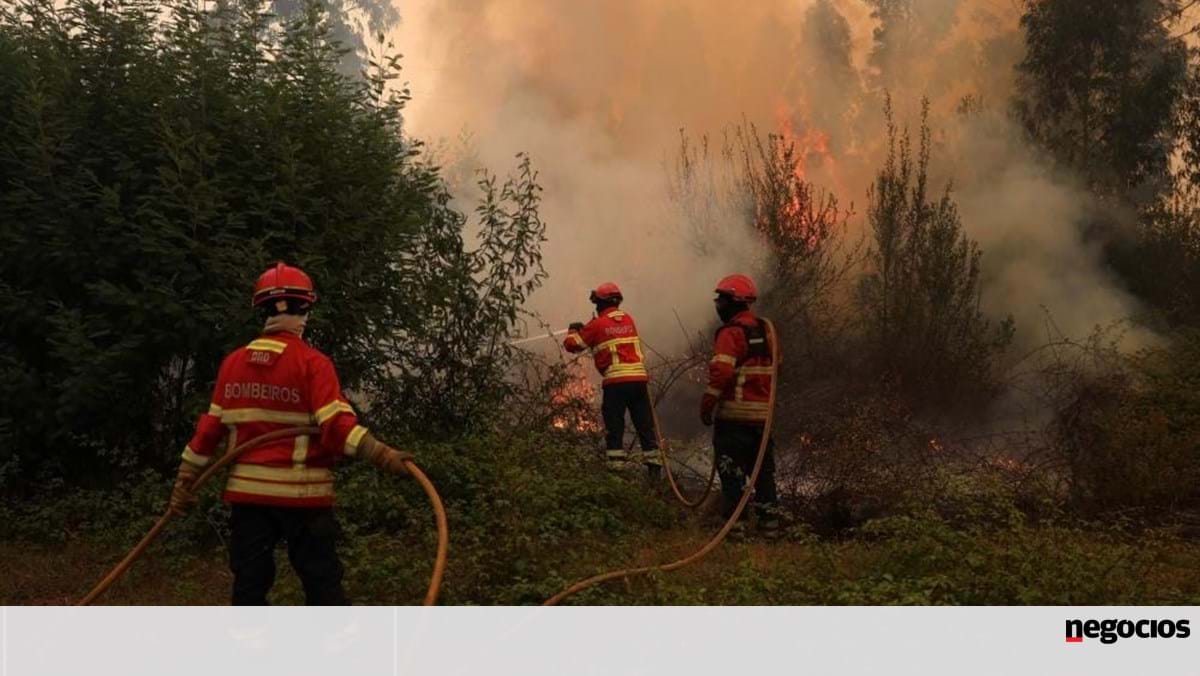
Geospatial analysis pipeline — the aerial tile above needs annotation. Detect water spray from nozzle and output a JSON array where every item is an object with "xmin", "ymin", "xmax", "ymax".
[{"xmin": 508, "ymin": 328, "xmax": 569, "ymax": 346}]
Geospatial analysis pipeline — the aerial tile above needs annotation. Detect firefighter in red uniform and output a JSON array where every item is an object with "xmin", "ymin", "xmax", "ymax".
[
  {"xmin": 700, "ymin": 274, "xmax": 781, "ymax": 537},
  {"xmin": 563, "ymin": 283, "xmax": 662, "ymax": 479},
  {"xmin": 168, "ymin": 262, "xmax": 413, "ymax": 605}
]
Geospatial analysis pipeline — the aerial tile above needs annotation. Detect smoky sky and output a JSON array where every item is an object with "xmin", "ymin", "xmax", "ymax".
[{"xmin": 394, "ymin": 0, "xmax": 1153, "ymax": 355}]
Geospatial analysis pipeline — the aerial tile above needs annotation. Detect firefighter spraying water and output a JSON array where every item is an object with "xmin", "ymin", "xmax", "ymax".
[
  {"xmin": 79, "ymin": 269, "xmax": 778, "ymax": 606},
  {"xmin": 563, "ymin": 283, "xmax": 662, "ymax": 480},
  {"xmin": 544, "ymin": 273, "xmax": 781, "ymax": 604}
]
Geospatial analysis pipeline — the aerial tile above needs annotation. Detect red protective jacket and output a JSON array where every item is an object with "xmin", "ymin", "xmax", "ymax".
[
  {"xmin": 180, "ymin": 332, "xmax": 369, "ymax": 507},
  {"xmin": 563, "ymin": 306, "xmax": 649, "ymax": 385},
  {"xmin": 700, "ymin": 310, "xmax": 776, "ymax": 424}
]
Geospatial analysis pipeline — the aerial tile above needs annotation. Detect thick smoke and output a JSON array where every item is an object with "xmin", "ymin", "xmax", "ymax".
[{"xmin": 394, "ymin": 0, "xmax": 1150, "ymax": 355}]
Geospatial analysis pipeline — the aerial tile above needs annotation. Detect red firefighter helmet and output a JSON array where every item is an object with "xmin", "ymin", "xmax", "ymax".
[
  {"xmin": 252, "ymin": 262, "xmax": 317, "ymax": 308},
  {"xmin": 714, "ymin": 274, "xmax": 757, "ymax": 303},
  {"xmin": 589, "ymin": 282, "xmax": 623, "ymax": 303}
]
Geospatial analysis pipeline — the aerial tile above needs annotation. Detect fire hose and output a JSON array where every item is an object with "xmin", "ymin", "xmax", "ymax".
[
  {"xmin": 544, "ymin": 318, "xmax": 779, "ymax": 605},
  {"xmin": 652, "ymin": 405, "xmax": 717, "ymax": 509},
  {"xmin": 77, "ymin": 426, "xmax": 449, "ymax": 606}
]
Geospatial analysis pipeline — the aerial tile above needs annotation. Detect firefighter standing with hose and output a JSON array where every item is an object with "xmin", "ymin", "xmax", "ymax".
[
  {"xmin": 169, "ymin": 262, "xmax": 416, "ymax": 605},
  {"xmin": 563, "ymin": 282, "xmax": 662, "ymax": 480},
  {"xmin": 701, "ymin": 274, "xmax": 782, "ymax": 539}
]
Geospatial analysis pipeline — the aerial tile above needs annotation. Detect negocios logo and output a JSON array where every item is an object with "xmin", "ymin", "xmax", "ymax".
[{"xmin": 1065, "ymin": 618, "xmax": 1191, "ymax": 644}]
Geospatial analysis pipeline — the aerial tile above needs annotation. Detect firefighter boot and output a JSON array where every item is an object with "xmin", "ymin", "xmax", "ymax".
[
  {"xmin": 641, "ymin": 449, "xmax": 663, "ymax": 484},
  {"xmin": 605, "ymin": 449, "xmax": 629, "ymax": 470},
  {"xmin": 645, "ymin": 464, "xmax": 662, "ymax": 483},
  {"xmin": 756, "ymin": 505, "xmax": 785, "ymax": 541}
]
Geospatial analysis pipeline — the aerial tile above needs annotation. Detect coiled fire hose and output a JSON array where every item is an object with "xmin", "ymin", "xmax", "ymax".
[
  {"xmin": 77, "ymin": 426, "xmax": 449, "ymax": 606},
  {"xmin": 544, "ymin": 318, "xmax": 779, "ymax": 606}
]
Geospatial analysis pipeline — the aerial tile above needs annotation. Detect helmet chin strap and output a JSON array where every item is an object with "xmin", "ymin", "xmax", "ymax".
[{"xmin": 264, "ymin": 312, "xmax": 308, "ymax": 337}]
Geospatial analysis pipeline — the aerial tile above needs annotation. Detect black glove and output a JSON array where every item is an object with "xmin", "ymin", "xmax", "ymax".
[{"xmin": 569, "ymin": 322, "xmax": 585, "ymax": 332}]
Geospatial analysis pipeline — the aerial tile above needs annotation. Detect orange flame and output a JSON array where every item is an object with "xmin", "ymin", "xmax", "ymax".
[
  {"xmin": 550, "ymin": 363, "xmax": 602, "ymax": 433},
  {"xmin": 774, "ymin": 102, "xmax": 843, "ymax": 196},
  {"xmin": 766, "ymin": 101, "xmax": 851, "ymax": 254}
]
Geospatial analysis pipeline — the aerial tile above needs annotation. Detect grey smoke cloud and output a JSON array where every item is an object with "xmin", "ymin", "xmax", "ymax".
[{"xmin": 394, "ymin": 0, "xmax": 1149, "ymax": 355}]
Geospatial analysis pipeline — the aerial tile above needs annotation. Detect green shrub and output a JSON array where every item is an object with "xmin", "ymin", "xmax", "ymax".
[
  {"xmin": 1054, "ymin": 331, "xmax": 1200, "ymax": 515},
  {"xmin": 0, "ymin": 0, "xmax": 545, "ymax": 489}
]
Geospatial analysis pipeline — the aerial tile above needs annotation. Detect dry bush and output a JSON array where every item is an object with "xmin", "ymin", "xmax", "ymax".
[{"xmin": 1044, "ymin": 334, "xmax": 1200, "ymax": 517}]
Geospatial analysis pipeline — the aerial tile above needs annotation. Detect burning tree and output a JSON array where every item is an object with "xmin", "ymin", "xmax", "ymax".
[
  {"xmin": 670, "ymin": 120, "xmax": 859, "ymax": 326},
  {"xmin": 729, "ymin": 121, "xmax": 857, "ymax": 325}
]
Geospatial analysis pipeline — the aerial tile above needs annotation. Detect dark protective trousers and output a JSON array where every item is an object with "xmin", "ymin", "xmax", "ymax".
[
  {"xmin": 229, "ymin": 504, "xmax": 348, "ymax": 605},
  {"xmin": 713, "ymin": 420, "xmax": 778, "ymax": 520},
  {"xmin": 601, "ymin": 381, "xmax": 660, "ymax": 460}
]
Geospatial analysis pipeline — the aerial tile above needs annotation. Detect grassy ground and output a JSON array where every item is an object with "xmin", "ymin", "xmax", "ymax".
[
  {"xmin": 5, "ymin": 434, "xmax": 1200, "ymax": 606},
  {"xmin": 6, "ymin": 512, "xmax": 1200, "ymax": 606}
]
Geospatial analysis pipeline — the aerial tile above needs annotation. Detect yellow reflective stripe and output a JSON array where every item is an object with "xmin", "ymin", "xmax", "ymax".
[
  {"xmin": 711, "ymin": 354, "xmax": 737, "ymax": 366},
  {"xmin": 704, "ymin": 387, "xmax": 723, "ymax": 397},
  {"xmin": 717, "ymin": 401, "xmax": 770, "ymax": 414},
  {"xmin": 229, "ymin": 463, "xmax": 333, "ymax": 483},
  {"xmin": 292, "ymin": 435, "xmax": 309, "ymax": 466},
  {"xmin": 344, "ymin": 425, "xmax": 368, "ymax": 456},
  {"xmin": 226, "ymin": 477, "xmax": 334, "ymax": 499},
  {"xmin": 639, "ymin": 451, "xmax": 663, "ymax": 466},
  {"xmin": 735, "ymin": 373, "xmax": 746, "ymax": 402},
  {"xmin": 604, "ymin": 365, "xmax": 648, "ymax": 378},
  {"xmin": 315, "ymin": 400, "xmax": 354, "ymax": 425},
  {"xmin": 181, "ymin": 446, "xmax": 211, "ymax": 467},
  {"xmin": 246, "ymin": 339, "xmax": 287, "ymax": 354},
  {"xmin": 737, "ymin": 366, "xmax": 775, "ymax": 375},
  {"xmin": 593, "ymin": 336, "xmax": 640, "ymax": 353},
  {"xmin": 207, "ymin": 403, "xmax": 223, "ymax": 416},
  {"xmin": 220, "ymin": 408, "xmax": 315, "ymax": 425}
]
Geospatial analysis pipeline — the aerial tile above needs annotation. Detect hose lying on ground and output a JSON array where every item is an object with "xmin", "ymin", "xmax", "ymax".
[
  {"xmin": 544, "ymin": 318, "xmax": 779, "ymax": 606},
  {"xmin": 77, "ymin": 426, "xmax": 449, "ymax": 606},
  {"xmin": 652, "ymin": 405, "xmax": 717, "ymax": 509}
]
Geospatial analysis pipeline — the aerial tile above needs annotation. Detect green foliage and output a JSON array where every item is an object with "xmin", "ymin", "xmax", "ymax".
[
  {"xmin": 617, "ymin": 513, "xmax": 1198, "ymax": 605},
  {"xmin": 365, "ymin": 432, "xmax": 674, "ymax": 604},
  {"xmin": 0, "ymin": 431, "xmax": 676, "ymax": 605},
  {"xmin": 1127, "ymin": 191, "xmax": 1200, "ymax": 327},
  {"xmin": 0, "ymin": 468, "xmax": 231, "ymax": 552},
  {"xmin": 1, "ymin": 403, "xmax": 1195, "ymax": 605},
  {"xmin": 858, "ymin": 97, "xmax": 1012, "ymax": 409},
  {"xmin": 0, "ymin": 0, "xmax": 545, "ymax": 487},
  {"xmin": 1014, "ymin": 0, "xmax": 1188, "ymax": 205},
  {"xmin": 270, "ymin": 0, "xmax": 399, "ymax": 76},
  {"xmin": 1054, "ymin": 331, "xmax": 1200, "ymax": 514},
  {"xmin": 368, "ymin": 157, "xmax": 547, "ymax": 439}
]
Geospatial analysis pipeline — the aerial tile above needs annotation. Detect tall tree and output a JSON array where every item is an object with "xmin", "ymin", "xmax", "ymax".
[
  {"xmin": 0, "ymin": 0, "xmax": 545, "ymax": 487},
  {"xmin": 859, "ymin": 98, "xmax": 1012, "ymax": 408},
  {"xmin": 1013, "ymin": 0, "xmax": 1188, "ymax": 206},
  {"xmin": 864, "ymin": 0, "xmax": 961, "ymax": 93},
  {"xmin": 270, "ymin": 0, "xmax": 400, "ymax": 76}
]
